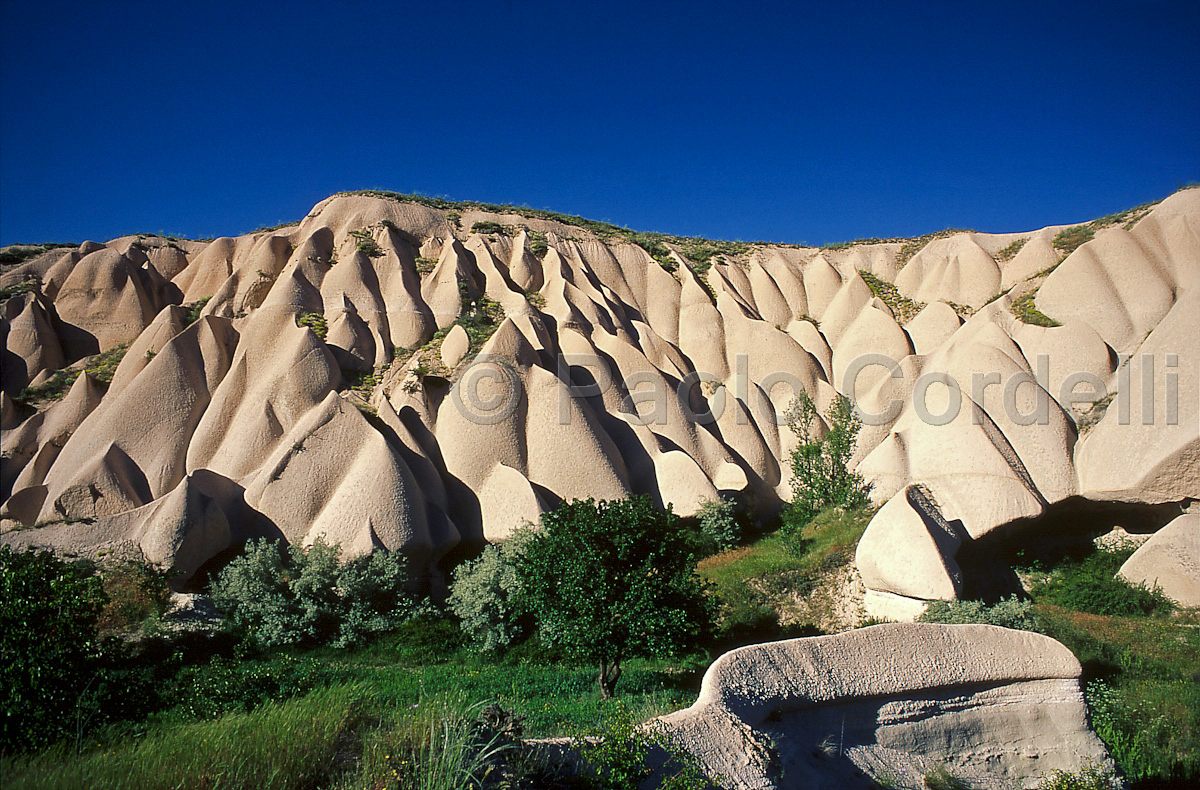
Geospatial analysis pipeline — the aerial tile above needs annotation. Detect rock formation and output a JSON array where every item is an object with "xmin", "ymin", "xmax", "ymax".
[
  {"xmin": 653, "ymin": 624, "xmax": 1116, "ymax": 789},
  {"xmin": 2, "ymin": 190, "xmax": 1197, "ymax": 602}
]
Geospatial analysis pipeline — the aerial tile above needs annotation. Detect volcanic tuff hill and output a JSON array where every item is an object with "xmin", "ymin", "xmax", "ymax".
[{"xmin": 2, "ymin": 189, "xmax": 1197, "ymax": 612}]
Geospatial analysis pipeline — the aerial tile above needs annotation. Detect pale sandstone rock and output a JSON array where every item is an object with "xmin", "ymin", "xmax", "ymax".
[
  {"xmin": 1118, "ymin": 513, "xmax": 1199, "ymax": 606},
  {"xmin": 654, "ymin": 624, "xmax": 1113, "ymax": 789}
]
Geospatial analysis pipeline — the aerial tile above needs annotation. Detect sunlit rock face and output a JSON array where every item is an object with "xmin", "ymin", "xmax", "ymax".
[{"xmin": 2, "ymin": 190, "xmax": 1197, "ymax": 598}]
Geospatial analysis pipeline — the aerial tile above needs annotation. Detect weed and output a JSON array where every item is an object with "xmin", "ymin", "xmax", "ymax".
[
  {"xmin": 1053, "ymin": 226, "xmax": 1094, "ymax": 257},
  {"xmin": 924, "ymin": 764, "xmax": 970, "ymax": 790},
  {"xmin": 414, "ymin": 256, "xmax": 438, "ymax": 274},
  {"xmin": 0, "ymin": 277, "xmax": 39, "ymax": 301},
  {"xmin": 445, "ymin": 210, "xmax": 462, "ymax": 229}
]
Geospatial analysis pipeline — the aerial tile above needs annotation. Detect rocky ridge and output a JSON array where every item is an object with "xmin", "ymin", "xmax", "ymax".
[{"xmin": 2, "ymin": 189, "xmax": 1197, "ymax": 610}]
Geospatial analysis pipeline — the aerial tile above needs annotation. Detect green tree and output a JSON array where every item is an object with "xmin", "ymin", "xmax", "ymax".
[
  {"xmin": 0, "ymin": 546, "xmax": 106, "ymax": 752},
  {"xmin": 784, "ymin": 392, "xmax": 871, "ymax": 528},
  {"xmin": 516, "ymin": 496, "xmax": 712, "ymax": 699}
]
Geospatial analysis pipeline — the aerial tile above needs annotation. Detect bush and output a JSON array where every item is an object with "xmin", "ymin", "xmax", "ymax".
[
  {"xmin": 295, "ymin": 311, "xmax": 328, "ymax": 339},
  {"xmin": 210, "ymin": 538, "xmax": 421, "ymax": 649},
  {"xmin": 471, "ymin": 221, "xmax": 509, "ymax": 236},
  {"xmin": 919, "ymin": 595, "xmax": 1041, "ymax": 631},
  {"xmin": 449, "ymin": 529, "xmax": 533, "ymax": 653},
  {"xmin": 1053, "ymin": 225, "xmax": 1094, "ymax": 256},
  {"xmin": 1033, "ymin": 549, "xmax": 1174, "ymax": 618},
  {"xmin": 96, "ymin": 561, "xmax": 172, "ymax": 636},
  {"xmin": 0, "ymin": 546, "xmax": 106, "ymax": 753},
  {"xmin": 696, "ymin": 497, "xmax": 742, "ymax": 550},
  {"xmin": 783, "ymin": 393, "xmax": 871, "ymax": 529}
]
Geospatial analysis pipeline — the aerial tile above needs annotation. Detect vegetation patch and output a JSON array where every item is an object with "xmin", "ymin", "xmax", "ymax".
[
  {"xmin": 15, "ymin": 344, "xmax": 130, "ymax": 406},
  {"xmin": 296, "ymin": 311, "xmax": 328, "ymax": 339},
  {"xmin": 895, "ymin": 228, "xmax": 974, "ymax": 268},
  {"xmin": 181, "ymin": 297, "xmax": 210, "ymax": 324},
  {"xmin": 526, "ymin": 229, "xmax": 549, "ymax": 259},
  {"xmin": 994, "ymin": 237, "xmax": 1028, "ymax": 262},
  {"xmin": 0, "ymin": 243, "xmax": 77, "ymax": 266},
  {"xmin": 1011, "ymin": 290, "xmax": 1062, "ymax": 327},
  {"xmin": 348, "ymin": 228, "xmax": 384, "ymax": 258},
  {"xmin": 471, "ymin": 220, "xmax": 510, "ymax": 236},
  {"xmin": 0, "ymin": 277, "xmax": 40, "ymax": 301},
  {"xmin": 1052, "ymin": 225, "xmax": 1095, "ymax": 257},
  {"xmin": 857, "ymin": 269, "xmax": 924, "ymax": 323},
  {"xmin": 414, "ymin": 256, "xmax": 438, "ymax": 274}
]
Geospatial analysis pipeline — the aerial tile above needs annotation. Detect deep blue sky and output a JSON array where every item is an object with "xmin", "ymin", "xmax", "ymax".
[{"xmin": 2, "ymin": 1, "xmax": 1197, "ymax": 247}]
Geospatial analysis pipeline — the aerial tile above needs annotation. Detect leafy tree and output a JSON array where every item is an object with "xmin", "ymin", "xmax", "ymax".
[
  {"xmin": 516, "ymin": 496, "xmax": 712, "ymax": 698},
  {"xmin": 783, "ymin": 392, "xmax": 871, "ymax": 529},
  {"xmin": 449, "ymin": 527, "xmax": 533, "ymax": 652},
  {"xmin": 0, "ymin": 546, "xmax": 106, "ymax": 752}
]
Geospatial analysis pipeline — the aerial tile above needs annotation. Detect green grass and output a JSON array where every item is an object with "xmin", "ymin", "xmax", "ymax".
[
  {"xmin": 697, "ymin": 507, "xmax": 873, "ymax": 645},
  {"xmin": 2, "ymin": 683, "xmax": 365, "ymax": 790},
  {"xmin": 857, "ymin": 270, "xmax": 924, "ymax": 323},
  {"xmin": 15, "ymin": 344, "xmax": 130, "ymax": 406}
]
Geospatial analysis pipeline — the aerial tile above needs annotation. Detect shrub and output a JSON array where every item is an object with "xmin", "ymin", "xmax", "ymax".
[
  {"xmin": 449, "ymin": 529, "xmax": 533, "ymax": 653},
  {"xmin": 415, "ymin": 256, "xmax": 438, "ymax": 274},
  {"xmin": 783, "ymin": 392, "xmax": 871, "ymax": 529},
  {"xmin": 96, "ymin": 560, "xmax": 172, "ymax": 636},
  {"xmin": 858, "ymin": 269, "xmax": 924, "ymax": 323},
  {"xmin": 527, "ymin": 230, "xmax": 549, "ymax": 259},
  {"xmin": 295, "ymin": 311, "xmax": 328, "ymax": 339},
  {"xmin": 0, "ymin": 546, "xmax": 106, "ymax": 752},
  {"xmin": 348, "ymin": 227, "xmax": 384, "ymax": 258},
  {"xmin": 210, "ymin": 538, "xmax": 420, "ymax": 649},
  {"xmin": 471, "ymin": 221, "xmax": 509, "ymax": 236},
  {"xmin": 919, "ymin": 595, "xmax": 1041, "ymax": 631},
  {"xmin": 516, "ymin": 496, "xmax": 713, "ymax": 698},
  {"xmin": 696, "ymin": 496, "xmax": 742, "ymax": 550},
  {"xmin": 1033, "ymin": 549, "xmax": 1174, "ymax": 618}
]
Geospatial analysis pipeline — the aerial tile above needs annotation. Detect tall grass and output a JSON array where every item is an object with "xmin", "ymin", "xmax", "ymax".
[
  {"xmin": 341, "ymin": 693, "xmax": 510, "ymax": 790},
  {"xmin": 3, "ymin": 683, "xmax": 365, "ymax": 790}
]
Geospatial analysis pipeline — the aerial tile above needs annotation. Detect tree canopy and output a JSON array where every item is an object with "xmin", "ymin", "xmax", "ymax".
[{"xmin": 515, "ymin": 496, "xmax": 712, "ymax": 698}]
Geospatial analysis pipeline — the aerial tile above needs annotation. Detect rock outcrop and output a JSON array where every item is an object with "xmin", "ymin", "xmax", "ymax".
[
  {"xmin": 2, "ymin": 189, "xmax": 1197, "ymax": 598},
  {"xmin": 653, "ymin": 624, "xmax": 1116, "ymax": 789}
]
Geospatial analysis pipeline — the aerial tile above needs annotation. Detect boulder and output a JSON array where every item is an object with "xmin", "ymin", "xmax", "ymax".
[{"xmin": 654, "ymin": 624, "xmax": 1114, "ymax": 789}]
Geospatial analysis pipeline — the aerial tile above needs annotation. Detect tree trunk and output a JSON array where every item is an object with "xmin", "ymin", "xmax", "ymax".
[{"xmin": 598, "ymin": 659, "xmax": 622, "ymax": 699}]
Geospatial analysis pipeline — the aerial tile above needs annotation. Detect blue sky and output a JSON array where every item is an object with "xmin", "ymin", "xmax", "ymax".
[{"xmin": 2, "ymin": 0, "xmax": 1197, "ymax": 246}]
